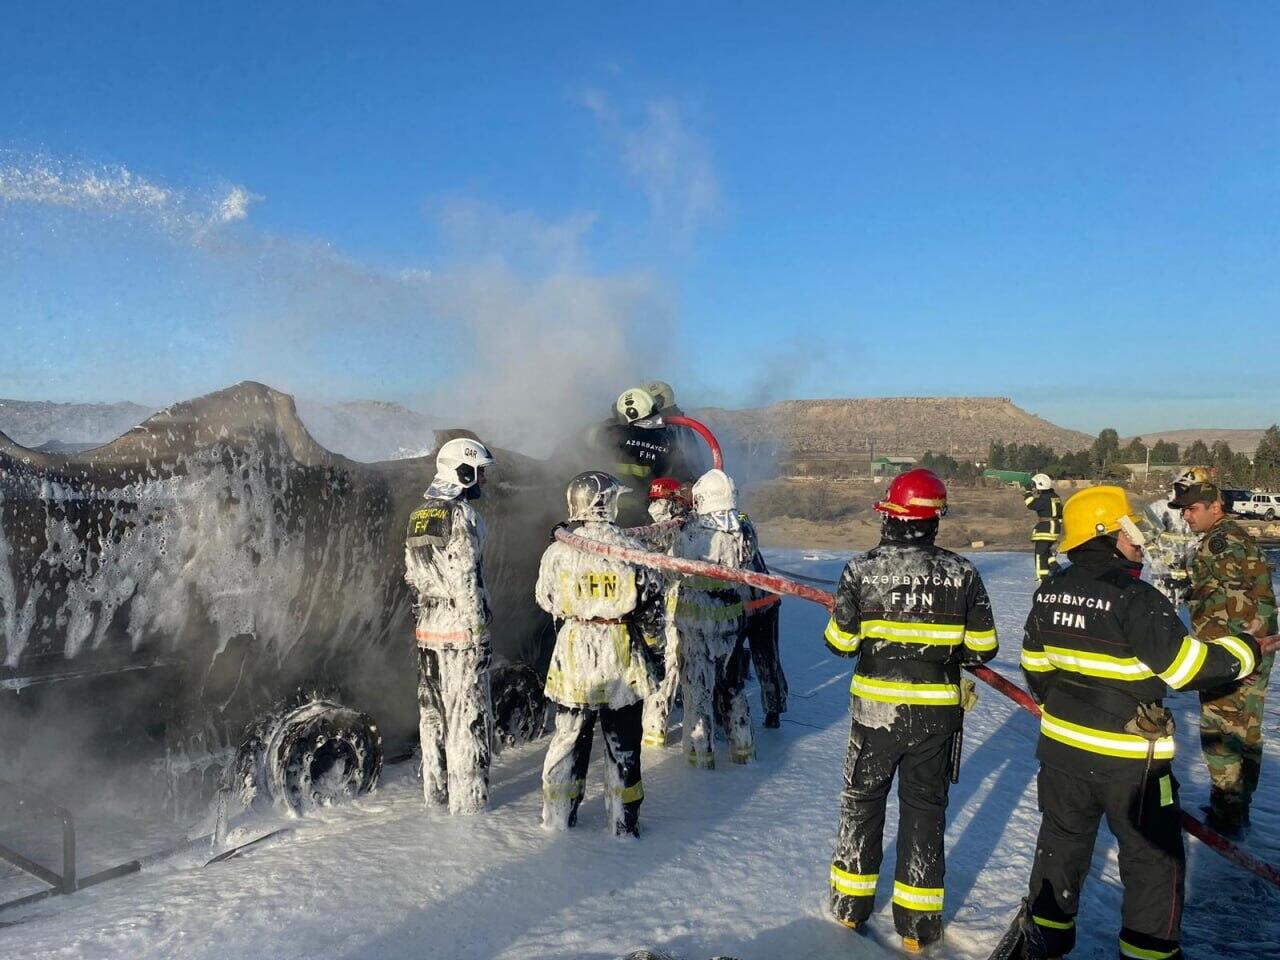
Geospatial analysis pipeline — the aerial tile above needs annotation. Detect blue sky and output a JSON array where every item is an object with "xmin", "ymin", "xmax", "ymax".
[{"xmin": 1, "ymin": 2, "xmax": 1277, "ymax": 437}]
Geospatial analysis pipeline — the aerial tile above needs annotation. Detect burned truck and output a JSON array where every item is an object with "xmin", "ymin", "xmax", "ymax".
[{"xmin": 0, "ymin": 382, "xmax": 562, "ymax": 820}]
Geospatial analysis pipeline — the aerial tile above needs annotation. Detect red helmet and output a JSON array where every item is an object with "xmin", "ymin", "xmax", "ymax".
[
  {"xmin": 648, "ymin": 476, "xmax": 690, "ymax": 506},
  {"xmin": 875, "ymin": 468, "xmax": 947, "ymax": 520}
]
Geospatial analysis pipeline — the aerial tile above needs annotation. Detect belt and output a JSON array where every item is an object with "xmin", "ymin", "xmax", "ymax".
[{"xmin": 569, "ymin": 617, "xmax": 627, "ymax": 624}]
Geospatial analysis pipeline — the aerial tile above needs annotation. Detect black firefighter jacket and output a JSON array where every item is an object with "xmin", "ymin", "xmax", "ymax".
[
  {"xmin": 1021, "ymin": 539, "xmax": 1263, "ymax": 780},
  {"xmin": 824, "ymin": 533, "xmax": 998, "ymax": 737}
]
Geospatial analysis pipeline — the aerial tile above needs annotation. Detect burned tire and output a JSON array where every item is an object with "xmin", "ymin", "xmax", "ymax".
[
  {"xmin": 490, "ymin": 661, "xmax": 547, "ymax": 748},
  {"xmin": 234, "ymin": 698, "xmax": 382, "ymax": 815}
]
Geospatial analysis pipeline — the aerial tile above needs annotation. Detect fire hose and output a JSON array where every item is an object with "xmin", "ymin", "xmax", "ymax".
[
  {"xmin": 561, "ymin": 527, "xmax": 1280, "ymax": 890},
  {"xmin": 634, "ymin": 413, "xmax": 723, "ymax": 470}
]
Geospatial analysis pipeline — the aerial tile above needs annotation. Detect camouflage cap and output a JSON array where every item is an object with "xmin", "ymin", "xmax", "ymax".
[{"xmin": 1168, "ymin": 466, "xmax": 1220, "ymax": 509}]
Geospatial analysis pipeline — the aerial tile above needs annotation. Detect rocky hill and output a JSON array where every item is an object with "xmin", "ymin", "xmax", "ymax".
[{"xmin": 698, "ymin": 397, "xmax": 1093, "ymax": 458}]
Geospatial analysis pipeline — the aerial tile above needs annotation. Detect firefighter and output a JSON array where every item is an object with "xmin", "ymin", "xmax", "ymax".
[
  {"xmin": 535, "ymin": 471, "xmax": 666, "ymax": 836},
  {"xmin": 641, "ymin": 477, "xmax": 691, "ymax": 748},
  {"xmin": 739, "ymin": 508, "xmax": 788, "ymax": 728},
  {"xmin": 404, "ymin": 437, "xmax": 497, "ymax": 814},
  {"xmin": 671, "ymin": 468, "xmax": 754, "ymax": 768},
  {"xmin": 1018, "ymin": 485, "xmax": 1274, "ymax": 960},
  {"xmin": 1025, "ymin": 472, "xmax": 1063, "ymax": 582},
  {"xmin": 824, "ymin": 468, "xmax": 998, "ymax": 952}
]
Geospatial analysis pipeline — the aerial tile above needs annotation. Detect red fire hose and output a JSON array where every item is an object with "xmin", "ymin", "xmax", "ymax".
[
  {"xmin": 557, "ymin": 528, "xmax": 1280, "ymax": 890},
  {"xmin": 642, "ymin": 414, "xmax": 723, "ymax": 470}
]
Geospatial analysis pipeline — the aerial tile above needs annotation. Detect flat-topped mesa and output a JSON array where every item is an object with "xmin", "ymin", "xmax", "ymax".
[{"xmin": 698, "ymin": 397, "xmax": 1092, "ymax": 458}]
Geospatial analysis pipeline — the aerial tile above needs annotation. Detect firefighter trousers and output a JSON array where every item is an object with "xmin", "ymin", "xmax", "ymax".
[
  {"xmin": 418, "ymin": 642, "xmax": 493, "ymax": 814},
  {"xmin": 641, "ymin": 618, "xmax": 681, "ymax": 747},
  {"xmin": 541, "ymin": 700, "xmax": 644, "ymax": 835},
  {"xmin": 829, "ymin": 720, "xmax": 953, "ymax": 943},
  {"xmin": 680, "ymin": 620, "xmax": 754, "ymax": 768},
  {"xmin": 1033, "ymin": 539, "xmax": 1058, "ymax": 582},
  {"xmin": 1028, "ymin": 763, "xmax": 1185, "ymax": 959},
  {"xmin": 746, "ymin": 602, "xmax": 788, "ymax": 716}
]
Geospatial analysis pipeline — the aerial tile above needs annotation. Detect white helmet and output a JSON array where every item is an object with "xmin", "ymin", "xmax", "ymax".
[
  {"xmin": 692, "ymin": 469, "xmax": 737, "ymax": 514},
  {"xmin": 567, "ymin": 470, "xmax": 629, "ymax": 522},
  {"xmin": 435, "ymin": 437, "xmax": 495, "ymax": 489},
  {"xmin": 644, "ymin": 380, "xmax": 676, "ymax": 412},
  {"xmin": 615, "ymin": 387, "xmax": 656, "ymax": 425},
  {"xmin": 1032, "ymin": 473, "xmax": 1053, "ymax": 491}
]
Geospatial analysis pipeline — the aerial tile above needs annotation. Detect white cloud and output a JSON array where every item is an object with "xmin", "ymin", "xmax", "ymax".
[
  {"xmin": 0, "ymin": 156, "xmax": 258, "ymax": 235},
  {"xmin": 582, "ymin": 90, "xmax": 721, "ymax": 242}
]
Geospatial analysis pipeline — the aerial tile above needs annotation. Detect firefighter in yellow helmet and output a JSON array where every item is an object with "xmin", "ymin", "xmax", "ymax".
[{"xmin": 1018, "ymin": 485, "xmax": 1276, "ymax": 960}]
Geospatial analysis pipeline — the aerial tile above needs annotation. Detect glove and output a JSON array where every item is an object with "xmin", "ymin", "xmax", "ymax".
[{"xmin": 960, "ymin": 679, "xmax": 978, "ymax": 711}]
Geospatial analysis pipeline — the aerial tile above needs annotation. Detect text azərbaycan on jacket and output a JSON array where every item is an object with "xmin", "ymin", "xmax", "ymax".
[
  {"xmin": 824, "ymin": 541, "xmax": 998, "ymax": 735},
  {"xmin": 1020, "ymin": 539, "xmax": 1262, "ymax": 779}
]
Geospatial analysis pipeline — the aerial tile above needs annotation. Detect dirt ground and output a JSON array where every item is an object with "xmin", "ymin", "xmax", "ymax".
[{"xmin": 744, "ymin": 477, "xmax": 1034, "ymax": 552}]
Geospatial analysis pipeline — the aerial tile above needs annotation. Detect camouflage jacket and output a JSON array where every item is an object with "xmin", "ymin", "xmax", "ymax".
[{"xmin": 1188, "ymin": 517, "xmax": 1278, "ymax": 640}]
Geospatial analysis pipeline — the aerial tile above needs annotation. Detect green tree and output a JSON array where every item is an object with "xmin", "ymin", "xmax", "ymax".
[
  {"xmin": 1230, "ymin": 452, "xmax": 1255, "ymax": 485},
  {"xmin": 1092, "ymin": 428, "xmax": 1121, "ymax": 474},
  {"xmin": 1253, "ymin": 425, "xmax": 1280, "ymax": 485},
  {"xmin": 1185, "ymin": 439, "xmax": 1211, "ymax": 464},
  {"xmin": 988, "ymin": 441, "xmax": 1007, "ymax": 470},
  {"xmin": 1120, "ymin": 437, "xmax": 1147, "ymax": 463},
  {"xmin": 1150, "ymin": 440, "xmax": 1179, "ymax": 464},
  {"xmin": 1211, "ymin": 440, "xmax": 1236, "ymax": 479}
]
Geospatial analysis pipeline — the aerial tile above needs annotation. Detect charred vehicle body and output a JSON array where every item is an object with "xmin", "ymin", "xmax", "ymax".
[{"xmin": 0, "ymin": 382, "xmax": 561, "ymax": 820}]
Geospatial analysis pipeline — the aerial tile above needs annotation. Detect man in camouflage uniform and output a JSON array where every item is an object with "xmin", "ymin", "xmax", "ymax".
[{"xmin": 1171, "ymin": 467, "xmax": 1279, "ymax": 833}]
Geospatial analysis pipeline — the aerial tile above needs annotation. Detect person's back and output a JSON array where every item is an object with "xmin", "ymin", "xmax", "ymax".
[
  {"xmin": 1018, "ymin": 484, "xmax": 1265, "ymax": 960},
  {"xmin": 823, "ymin": 469, "xmax": 997, "ymax": 952},
  {"xmin": 670, "ymin": 469, "xmax": 753, "ymax": 767}
]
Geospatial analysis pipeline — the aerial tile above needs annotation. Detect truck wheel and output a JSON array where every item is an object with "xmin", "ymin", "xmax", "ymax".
[
  {"xmin": 1266, "ymin": 509, "xmax": 1275, "ymax": 521},
  {"xmin": 234, "ymin": 698, "xmax": 383, "ymax": 815}
]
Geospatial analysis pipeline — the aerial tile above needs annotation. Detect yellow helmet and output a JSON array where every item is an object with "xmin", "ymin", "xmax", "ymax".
[{"xmin": 1060, "ymin": 485, "xmax": 1148, "ymax": 553}]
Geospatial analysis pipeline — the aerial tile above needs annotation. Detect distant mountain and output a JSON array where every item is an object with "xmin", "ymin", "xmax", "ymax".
[
  {"xmin": 697, "ymin": 397, "xmax": 1094, "ymax": 459},
  {"xmin": 293, "ymin": 399, "xmax": 443, "ymax": 463},
  {"xmin": 0, "ymin": 396, "xmax": 443, "ymax": 463},
  {"xmin": 0, "ymin": 399, "xmax": 154, "ymax": 449},
  {"xmin": 1122, "ymin": 428, "xmax": 1270, "ymax": 458}
]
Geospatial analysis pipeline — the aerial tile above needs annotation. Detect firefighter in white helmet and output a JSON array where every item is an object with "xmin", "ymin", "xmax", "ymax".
[
  {"xmin": 535, "ymin": 471, "xmax": 667, "ymax": 836},
  {"xmin": 1024, "ymin": 472, "xmax": 1062, "ymax": 582},
  {"xmin": 640, "ymin": 477, "xmax": 692, "ymax": 747},
  {"xmin": 671, "ymin": 468, "xmax": 754, "ymax": 768},
  {"xmin": 404, "ymin": 436, "xmax": 497, "ymax": 814}
]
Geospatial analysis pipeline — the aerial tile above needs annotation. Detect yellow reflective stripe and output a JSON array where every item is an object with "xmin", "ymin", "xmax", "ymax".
[
  {"xmin": 730, "ymin": 745, "xmax": 755, "ymax": 761},
  {"xmin": 1159, "ymin": 635, "xmax": 1209, "ymax": 689},
  {"xmin": 1031, "ymin": 532, "xmax": 1059, "ymax": 541},
  {"xmin": 851, "ymin": 675, "xmax": 960, "ymax": 706},
  {"xmin": 542, "ymin": 778, "xmax": 586, "ymax": 801},
  {"xmin": 892, "ymin": 881, "xmax": 943, "ymax": 911},
  {"xmin": 861, "ymin": 618, "xmax": 965, "ymax": 646},
  {"xmin": 605, "ymin": 781, "xmax": 644, "ymax": 803},
  {"xmin": 1212, "ymin": 635, "xmax": 1256, "ymax": 678},
  {"xmin": 641, "ymin": 732, "xmax": 667, "ymax": 747},
  {"xmin": 1020, "ymin": 649, "xmax": 1054, "ymax": 673},
  {"xmin": 829, "ymin": 866, "xmax": 877, "ymax": 897},
  {"xmin": 1119, "ymin": 939, "xmax": 1179, "ymax": 960},
  {"xmin": 1032, "ymin": 915, "xmax": 1074, "ymax": 931},
  {"xmin": 1042, "ymin": 645, "xmax": 1155, "ymax": 681},
  {"xmin": 614, "ymin": 462, "xmax": 651, "ymax": 477},
  {"xmin": 675, "ymin": 601, "xmax": 744, "ymax": 622},
  {"xmin": 963, "ymin": 627, "xmax": 997, "ymax": 652},
  {"xmin": 824, "ymin": 617, "xmax": 861, "ymax": 652},
  {"xmin": 1040, "ymin": 708, "xmax": 1175, "ymax": 760}
]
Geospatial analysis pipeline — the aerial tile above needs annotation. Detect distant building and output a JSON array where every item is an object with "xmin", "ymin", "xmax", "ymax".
[{"xmin": 871, "ymin": 456, "xmax": 917, "ymax": 477}]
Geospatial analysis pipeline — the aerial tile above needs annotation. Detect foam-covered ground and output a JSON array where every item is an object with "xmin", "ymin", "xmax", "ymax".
[{"xmin": 3, "ymin": 551, "xmax": 1278, "ymax": 959}]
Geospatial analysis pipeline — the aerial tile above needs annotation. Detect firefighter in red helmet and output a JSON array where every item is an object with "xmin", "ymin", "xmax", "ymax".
[
  {"xmin": 640, "ymin": 476, "xmax": 692, "ymax": 747},
  {"xmin": 823, "ymin": 469, "xmax": 998, "ymax": 952}
]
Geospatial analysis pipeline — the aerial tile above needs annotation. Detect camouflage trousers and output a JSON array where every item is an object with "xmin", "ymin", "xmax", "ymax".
[{"xmin": 1199, "ymin": 653, "xmax": 1274, "ymax": 820}]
